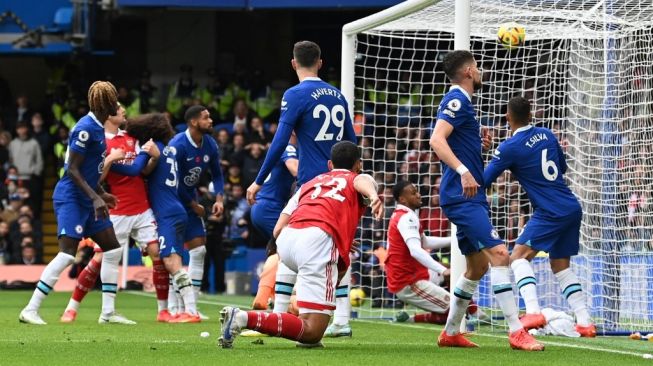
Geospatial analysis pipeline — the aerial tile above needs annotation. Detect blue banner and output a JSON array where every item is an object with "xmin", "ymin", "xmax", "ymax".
[{"xmin": 115, "ymin": 0, "xmax": 401, "ymax": 8}]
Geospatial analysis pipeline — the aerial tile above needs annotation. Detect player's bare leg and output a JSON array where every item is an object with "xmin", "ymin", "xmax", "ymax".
[
  {"xmin": 219, "ymin": 307, "xmax": 331, "ymax": 349},
  {"xmin": 61, "ymin": 251, "xmax": 103, "ymax": 323},
  {"xmin": 186, "ymin": 237, "xmax": 208, "ymax": 319},
  {"xmin": 93, "ymin": 227, "xmax": 136, "ymax": 325},
  {"xmin": 510, "ymin": 245, "xmax": 546, "ymax": 330},
  {"xmin": 20, "ymin": 236, "xmax": 79, "ymax": 325},
  {"xmin": 146, "ymin": 242, "xmax": 171, "ymax": 322},
  {"xmin": 550, "ymin": 258, "xmax": 595, "ymax": 337},
  {"xmin": 163, "ymin": 253, "xmax": 200, "ymax": 323}
]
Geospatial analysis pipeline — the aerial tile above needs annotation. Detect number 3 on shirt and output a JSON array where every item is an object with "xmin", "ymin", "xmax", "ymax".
[
  {"xmin": 311, "ymin": 177, "xmax": 347, "ymax": 202},
  {"xmin": 314, "ymin": 104, "xmax": 346, "ymax": 141},
  {"xmin": 165, "ymin": 157, "xmax": 178, "ymax": 187}
]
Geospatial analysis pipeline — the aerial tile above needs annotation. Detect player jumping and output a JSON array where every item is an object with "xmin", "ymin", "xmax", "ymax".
[
  {"xmin": 430, "ymin": 51, "xmax": 543, "ymax": 350},
  {"xmin": 219, "ymin": 141, "xmax": 382, "ymax": 349},
  {"xmin": 483, "ymin": 96, "xmax": 595, "ymax": 337}
]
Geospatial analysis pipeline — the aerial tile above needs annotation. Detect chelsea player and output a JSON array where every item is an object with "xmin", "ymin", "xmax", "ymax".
[
  {"xmin": 429, "ymin": 51, "xmax": 542, "ymax": 351},
  {"xmin": 246, "ymin": 40, "xmax": 356, "ymax": 204},
  {"xmin": 20, "ymin": 81, "xmax": 127, "ymax": 325},
  {"xmin": 126, "ymin": 113, "xmax": 200, "ymax": 323},
  {"xmin": 169, "ymin": 105, "xmax": 225, "ymax": 316},
  {"xmin": 484, "ymin": 96, "xmax": 595, "ymax": 337}
]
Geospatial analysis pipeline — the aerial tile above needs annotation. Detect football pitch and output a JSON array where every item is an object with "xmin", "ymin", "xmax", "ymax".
[{"xmin": 1, "ymin": 291, "xmax": 652, "ymax": 366}]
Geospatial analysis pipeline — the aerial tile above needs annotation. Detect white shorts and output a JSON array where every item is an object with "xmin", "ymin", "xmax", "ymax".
[
  {"xmin": 395, "ymin": 279, "xmax": 450, "ymax": 313},
  {"xmin": 277, "ymin": 226, "xmax": 338, "ymax": 315},
  {"xmin": 110, "ymin": 209, "xmax": 159, "ymax": 250}
]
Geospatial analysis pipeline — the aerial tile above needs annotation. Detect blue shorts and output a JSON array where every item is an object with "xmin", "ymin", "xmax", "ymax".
[
  {"xmin": 442, "ymin": 201, "xmax": 504, "ymax": 255},
  {"xmin": 516, "ymin": 209, "xmax": 582, "ymax": 259},
  {"xmin": 54, "ymin": 200, "xmax": 113, "ymax": 239},
  {"xmin": 184, "ymin": 210, "xmax": 206, "ymax": 242},
  {"xmin": 250, "ymin": 199, "xmax": 284, "ymax": 242},
  {"xmin": 158, "ymin": 214, "xmax": 188, "ymax": 258}
]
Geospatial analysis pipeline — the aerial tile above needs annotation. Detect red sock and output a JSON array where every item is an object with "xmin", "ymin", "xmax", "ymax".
[
  {"xmin": 246, "ymin": 311, "xmax": 305, "ymax": 340},
  {"xmin": 72, "ymin": 258, "xmax": 101, "ymax": 302},
  {"xmin": 414, "ymin": 312, "xmax": 448, "ymax": 324},
  {"xmin": 152, "ymin": 259, "xmax": 169, "ymax": 301}
]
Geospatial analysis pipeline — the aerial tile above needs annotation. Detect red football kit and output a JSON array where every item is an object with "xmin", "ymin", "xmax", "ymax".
[
  {"xmin": 385, "ymin": 205, "xmax": 429, "ymax": 293},
  {"xmin": 105, "ymin": 130, "xmax": 150, "ymax": 216}
]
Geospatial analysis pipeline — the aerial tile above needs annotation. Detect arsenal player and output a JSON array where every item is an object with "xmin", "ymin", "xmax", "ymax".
[{"xmin": 218, "ymin": 141, "xmax": 382, "ymax": 348}]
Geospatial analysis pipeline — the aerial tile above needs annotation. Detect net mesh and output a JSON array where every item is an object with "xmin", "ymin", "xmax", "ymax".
[{"xmin": 350, "ymin": 0, "xmax": 653, "ymax": 332}]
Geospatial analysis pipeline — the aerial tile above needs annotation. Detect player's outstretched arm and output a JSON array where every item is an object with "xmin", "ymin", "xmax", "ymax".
[
  {"xmin": 430, "ymin": 119, "xmax": 479, "ymax": 198},
  {"xmin": 482, "ymin": 145, "xmax": 512, "ymax": 190},
  {"xmin": 209, "ymin": 140, "xmax": 225, "ymax": 216},
  {"xmin": 353, "ymin": 174, "xmax": 382, "ymax": 220},
  {"xmin": 99, "ymin": 147, "xmax": 126, "ymax": 182},
  {"xmin": 247, "ymin": 122, "xmax": 294, "ymax": 205},
  {"xmin": 396, "ymin": 213, "xmax": 448, "ymax": 274}
]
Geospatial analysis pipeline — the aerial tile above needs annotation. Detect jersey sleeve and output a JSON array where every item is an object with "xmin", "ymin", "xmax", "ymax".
[
  {"xmin": 396, "ymin": 211, "xmax": 421, "ymax": 242},
  {"xmin": 254, "ymin": 121, "xmax": 293, "ymax": 185},
  {"xmin": 68, "ymin": 125, "xmax": 91, "ymax": 155},
  {"xmin": 109, "ymin": 152, "xmax": 149, "ymax": 176},
  {"xmin": 208, "ymin": 139, "xmax": 225, "ymax": 196},
  {"xmin": 483, "ymin": 143, "xmax": 513, "ymax": 189},
  {"xmin": 281, "ymin": 145, "xmax": 298, "ymax": 163},
  {"xmin": 281, "ymin": 187, "xmax": 301, "ymax": 216},
  {"xmin": 436, "ymin": 96, "xmax": 468, "ymax": 128}
]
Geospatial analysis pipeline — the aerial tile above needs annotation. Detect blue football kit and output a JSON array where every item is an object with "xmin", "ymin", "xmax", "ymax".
[
  {"xmin": 484, "ymin": 125, "xmax": 582, "ymax": 258},
  {"xmin": 53, "ymin": 112, "xmax": 112, "ymax": 239},
  {"xmin": 254, "ymin": 77, "xmax": 356, "ymax": 187},
  {"xmin": 147, "ymin": 141, "xmax": 188, "ymax": 258},
  {"xmin": 435, "ymin": 86, "xmax": 502, "ymax": 254},
  {"xmin": 169, "ymin": 129, "xmax": 224, "ymax": 241},
  {"xmin": 250, "ymin": 144, "xmax": 298, "ymax": 240}
]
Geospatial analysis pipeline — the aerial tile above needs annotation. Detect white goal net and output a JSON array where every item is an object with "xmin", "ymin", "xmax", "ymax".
[{"xmin": 348, "ymin": 0, "xmax": 653, "ymax": 333}]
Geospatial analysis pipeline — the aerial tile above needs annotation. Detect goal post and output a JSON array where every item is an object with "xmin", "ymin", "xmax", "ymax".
[{"xmin": 342, "ymin": 0, "xmax": 653, "ymax": 334}]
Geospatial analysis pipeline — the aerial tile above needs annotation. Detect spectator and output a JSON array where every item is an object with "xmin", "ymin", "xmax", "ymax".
[
  {"xmin": 215, "ymin": 129, "xmax": 232, "ymax": 169},
  {"xmin": 247, "ymin": 117, "xmax": 272, "ymax": 146},
  {"xmin": 5, "ymin": 95, "xmax": 33, "ymax": 134},
  {"xmin": 54, "ymin": 125, "xmax": 69, "ymax": 177},
  {"xmin": 0, "ymin": 130, "xmax": 11, "ymax": 171},
  {"xmin": 18, "ymin": 242, "xmax": 41, "ymax": 265},
  {"xmin": 9, "ymin": 121, "xmax": 43, "ymax": 210},
  {"xmin": 227, "ymin": 184, "xmax": 249, "ymax": 246},
  {"xmin": 226, "ymin": 133, "xmax": 247, "ymax": 166},
  {"xmin": 0, "ymin": 192, "xmax": 23, "ymax": 224},
  {"xmin": 226, "ymin": 165, "xmax": 242, "ymax": 186},
  {"xmin": 241, "ymin": 143, "xmax": 265, "ymax": 188},
  {"xmin": 419, "ymin": 193, "xmax": 449, "ymax": 238},
  {"xmin": 30, "ymin": 113, "xmax": 51, "ymax": 161},
  {"xmin": 228, "ymin": 99, "xmax": 255, "ymax": 129}
]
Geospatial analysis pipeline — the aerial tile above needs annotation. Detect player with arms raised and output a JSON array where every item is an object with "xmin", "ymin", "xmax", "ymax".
[
  {"xmin": 484, "ymin": 96, "xmax": 595, "ymax": 337},
  {"xmin": 430, "ymin": 51, "xmax": 543, "ymax": 350},
  {"xmin": 169, "ymin": 105, "xmax": 225, "ymax": 317},
  {"xmin": 20, "ymin": 81, "xmax": 127, "ymax": 325},
  {"xmin": 127, "ymin": 113, "xmax": 200, "ymax": 323},
  {"xmin": 219, "ymin": 141, "xmax": 382, "ymax": 348}
]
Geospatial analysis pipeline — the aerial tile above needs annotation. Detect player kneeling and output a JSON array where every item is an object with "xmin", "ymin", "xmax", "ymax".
[
  {"xmin": 386, "ymin": 181, "xmax": 486, "ymax": 325},
  {"xmin": 218, "ymin": 141, "xmax": 382, "ymax": 348}
]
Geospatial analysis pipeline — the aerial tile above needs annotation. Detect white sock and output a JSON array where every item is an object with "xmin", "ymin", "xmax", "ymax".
[
  {"xmin": 66, "ymin": 299, "xmax": 80, "ymax": 312},
  {"xmin": 101, "ymin": 247, "xmax": 122, "ymax": 315},
  {"xmin": 25, "ymin": 252, "xmax": 74, "ymax": 312},
  {"xmin": 333, "ymin": 267, "xmax": 351, "ymax": 326},
  {"xmin": 273, "ymin": 261, "xmax": 296, "ymax": 313},
  {"xmin": 444, "ymin": 276, "xmax": 478, "ymax": 335},
  {"xmin": 491, "ymin": 266, "xmax": 522, "ymax": 333},
  {"xmin": 173, "ymin": 270, "xmax": 197, "ymax": 315},
  {"xmin": 555, "ymin": 268, "xmax": 592, "ymax": 326},
  {"xmin": 188, "ymin": 246, "xmax": 206, "ymax": 303},
  {"xmin": 511, "ymin": 258, "xmax": 541, "ymax": 314},
  {"xmin": 168, "ymin": 277, "xmax": 178, "ymax": 314}
]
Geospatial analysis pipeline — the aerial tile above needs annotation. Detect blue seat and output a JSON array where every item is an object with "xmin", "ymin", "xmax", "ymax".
[{"xmin": 45, "ymin": 7, "xmax": 73, "ymax": 34}]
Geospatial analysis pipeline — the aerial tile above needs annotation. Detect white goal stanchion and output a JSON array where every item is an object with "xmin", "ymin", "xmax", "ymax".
[{"xmin": 343, "ymin": 0, "xmax": 653, "ymax": 334}]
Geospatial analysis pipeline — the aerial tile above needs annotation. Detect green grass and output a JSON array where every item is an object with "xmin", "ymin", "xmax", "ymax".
[{"xmin": 1, "ymin": 291, "xmax": 652, "ymax": 365}]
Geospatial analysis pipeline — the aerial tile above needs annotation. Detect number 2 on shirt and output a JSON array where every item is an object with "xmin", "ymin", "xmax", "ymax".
[{"xmin": 314, "ymin": 104, "xmax": 346, "ymax": 141}]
